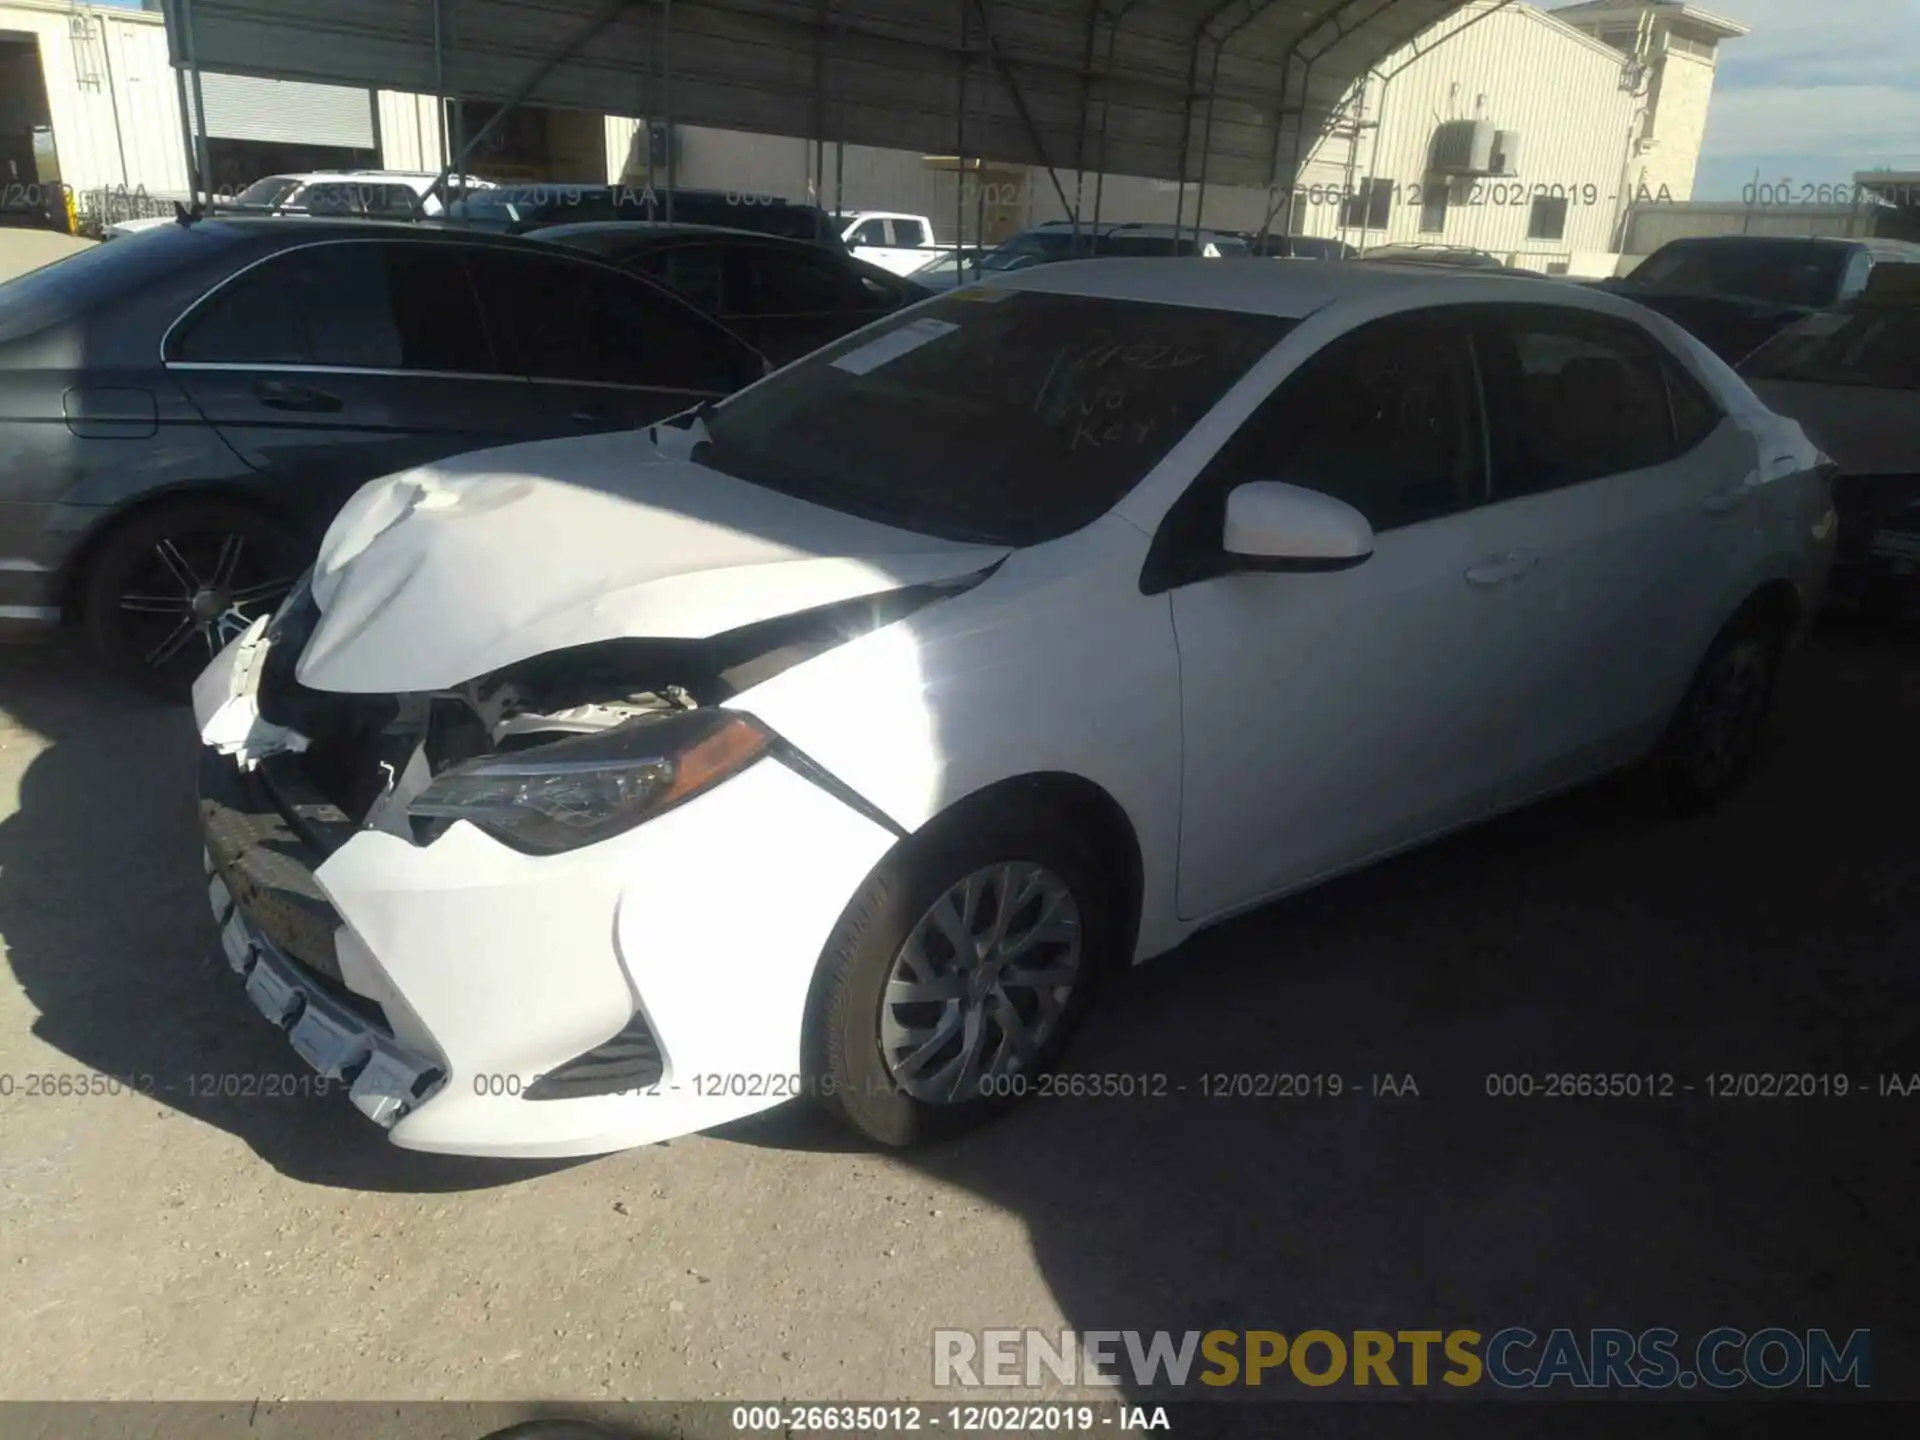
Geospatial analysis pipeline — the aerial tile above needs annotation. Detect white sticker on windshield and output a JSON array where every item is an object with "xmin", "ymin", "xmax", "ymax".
[{"xmin": 832, "ymin": 317, "xmax": 961, "ymax": 376}]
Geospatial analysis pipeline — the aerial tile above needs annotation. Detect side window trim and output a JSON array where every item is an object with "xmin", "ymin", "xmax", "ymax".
[{"xmin": 162, "ymin": 237, "xmax": 508, "ymax": 377}]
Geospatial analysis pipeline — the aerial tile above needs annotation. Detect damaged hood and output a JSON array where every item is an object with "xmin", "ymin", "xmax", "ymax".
[{"xmin": 298, "ymin": 430, "xmax": 1009, "ymax": 693}]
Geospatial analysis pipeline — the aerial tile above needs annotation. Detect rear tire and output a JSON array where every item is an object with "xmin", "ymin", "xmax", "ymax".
[
  {"xmin": 79, "ymin": 499, "xmax": 306, "ymax": 701},
  {"xmin": 1658, "ymin": 616, "xmax": 1785, "ymax": 815},
  {"xmin": 809, "ymin": 799, "xmax": 1116, "ymax": 1148}
]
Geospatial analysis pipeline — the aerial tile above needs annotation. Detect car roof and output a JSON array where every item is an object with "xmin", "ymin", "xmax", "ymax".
[
  {"xmin": 996, "ymin": 257, "xmax": 1613, "ymax": 319},
  {"xmin": 532, "ymin": 220, "xmax": 817, "ymax": 245},
  {"xmin": 185, "ymin": 216, "xmax": 587, "ymax": 253}
]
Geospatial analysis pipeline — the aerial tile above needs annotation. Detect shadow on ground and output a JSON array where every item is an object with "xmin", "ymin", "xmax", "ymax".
[
  {"xmin": 723, "ymin": 619, "xmax": 1920, "ymax": 1398},
  {"xmin": 0, "ymin": 644, "xmax": 573, "ymax": 1192},
  {"xmin": 3, "ymin": 624, "xmax": 1917, "ymax": 1391}
]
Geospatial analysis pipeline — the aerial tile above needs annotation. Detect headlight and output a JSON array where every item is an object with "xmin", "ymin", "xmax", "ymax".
[{"xmin": 408, "ymin": 708, "xmax": 772, "ymax": 854}]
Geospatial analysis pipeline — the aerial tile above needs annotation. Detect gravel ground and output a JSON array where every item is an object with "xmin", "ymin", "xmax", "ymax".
[{"xmin": 1, "ymin": 623, "xmax": 1915, "ymax": 1419}]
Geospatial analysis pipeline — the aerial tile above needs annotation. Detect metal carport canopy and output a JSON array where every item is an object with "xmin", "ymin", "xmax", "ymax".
[{"xmin": 166, "ymin": 0, "xmax": 1474, "ymax": 195}]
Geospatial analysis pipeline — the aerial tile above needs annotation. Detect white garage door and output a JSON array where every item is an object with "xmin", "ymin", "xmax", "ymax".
[{"xmin": 195, "ymin": 72, "xmax": 375, "ymax": 148}]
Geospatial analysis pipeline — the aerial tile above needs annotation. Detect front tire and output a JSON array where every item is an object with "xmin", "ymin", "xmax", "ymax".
[
  {"xmin": 79, "ymin": 499, "xmax": 306, "ymax": 700},
  {"xmin": 1659, "ymin": 617, "xmax": 1784, "ymax": 814},
  {"xmin": 810, "ymin": 799, "xmax": 1116, "ymax": 1147}
]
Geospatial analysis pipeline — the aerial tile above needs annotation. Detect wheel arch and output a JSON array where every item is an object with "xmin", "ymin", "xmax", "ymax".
[
  {"xmin": 1728, "ymin": 576, "xmax": 1804, "ymax": 644},
  {"xmin": 906, "ymin": 769, "xmax": 1147, "ymax": 979},
  {"xmin": 56, "ymin": 483, "xmax": 306, "ymax": 620}
]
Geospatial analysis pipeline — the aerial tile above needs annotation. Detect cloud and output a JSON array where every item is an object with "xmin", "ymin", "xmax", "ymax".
[{"xmin": 1692, "ymin": 0, "xmax": 1920, "ymax": 176}]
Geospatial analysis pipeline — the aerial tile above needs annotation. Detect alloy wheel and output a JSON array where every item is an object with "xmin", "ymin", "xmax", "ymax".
[
  {"xmin": 116, "ymin": 529, "xmax": 298, "ymax": 682},
  {"xmin": 879, "ymin": 862, "xmax": 1083, "ymax": 1104}
]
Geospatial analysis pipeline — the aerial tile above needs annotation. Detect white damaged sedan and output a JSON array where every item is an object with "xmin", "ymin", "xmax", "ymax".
[{"xmin": 193, "ymin": 261, "xmax": 1836, "ymax": 1158}]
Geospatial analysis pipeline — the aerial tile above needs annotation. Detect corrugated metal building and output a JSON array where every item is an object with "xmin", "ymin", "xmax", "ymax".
[{"xmin": 5, "ymin": 0, "xmax": 1738, "ymax": 271}]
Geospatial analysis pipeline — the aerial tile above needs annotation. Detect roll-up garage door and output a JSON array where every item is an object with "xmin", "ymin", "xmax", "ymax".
[{"xmin": 194, "ymin": 72, "xmax": 375, "ymax": 148}]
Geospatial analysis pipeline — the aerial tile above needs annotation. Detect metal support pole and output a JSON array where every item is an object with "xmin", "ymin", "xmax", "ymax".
[
  {"xmin": 956, "ymin": 0, "xmax": 968, "ymax": 258},
  {"xmin": 431, "ymin": 0, "xmax": 449, "ymax": 184},
  {"xmin": 965, "ymin": 0, "xmax": 1075, "ymax": 226},
  {"xmin": 430, "ymin": 0, "xmax": 637, "ymax": 205},
  {"xmin": 1069, "ymin": 0, "xmax": 1102, "ymax": 246},
  {"xmin": 179, "ymin": 0, "xmax": 212, "ymax": 201},
  {"xmin": 172, "ymin": 65, "xmax": 199, "ymax": 201},
  {"xmin": 662, "ymin": 0, "xmax": 675, "ymax": 221},
  {"xmin": 96, "ymin": 14, "xmax": 130, "ymax": 190}
]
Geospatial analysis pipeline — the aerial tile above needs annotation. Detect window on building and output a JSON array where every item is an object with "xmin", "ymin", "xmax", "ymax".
[
  {"xmin": 1341, "ymin": 178, "xmax": 1395, "ymax": 231},
  {"xmin": 1419, "ymin": 181, "xmax": 1449, "ymax": 235},
  {"xmin": 1528, "ymin": 195, "xmax": 1569, "ymax": 242}
]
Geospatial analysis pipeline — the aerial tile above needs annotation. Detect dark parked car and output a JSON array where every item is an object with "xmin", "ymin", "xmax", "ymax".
[
  {"xmin": 533, "ymin": 222, "xmax": 928, "ymax": 366},
  {"xmin": 955, "ymin": 221, "xmax": 1246, "ymax": 276},
  {"xmin": 1228, "ymin": 231, "xmax": 1358, "ymax": 260},
  {"xmin": 1597, "ymin": 234, "xmax": 1920, "ymax": 364},
  {"xmin": 441, "ymin": 184, "xmax": 846, "ymax": 250},
  {"xmin": 1739, "ymin": 265, "xmax": 1920, "ymax": 617},
  {"xmin": 0, "ymin": 217, "xmax": 766, "ymax": 693},
  {"xmin": 1358, "ymin": 243, "xmax": 1513, "ymax": 270}
]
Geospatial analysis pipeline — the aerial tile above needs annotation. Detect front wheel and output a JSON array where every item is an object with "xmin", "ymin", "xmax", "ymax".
[
  {"xmin": 809, "ymin": 800, "xmax": 1116, "ymax": 1147},
  {"xmin": 1658, "ymin": 619, "xmax": 1784, "ymax": 814},
  {"xmin": 79, "ymin": 500, "xmax": 307, "ymax": 700}
]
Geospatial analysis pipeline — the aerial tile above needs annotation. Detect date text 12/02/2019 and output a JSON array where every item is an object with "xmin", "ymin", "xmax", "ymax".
[{"xmin": 1283, "ymin": 180, "xmax": 1673, "ymax": 211}]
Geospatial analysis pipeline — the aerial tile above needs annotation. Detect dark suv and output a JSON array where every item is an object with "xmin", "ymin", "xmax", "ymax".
[
  {"xmin": 0, "ymin": 217, "xmax": 766, "ymax": 693},
  {"xmin": 1599, "ymin": 234, "xmax": 1920, "ymax": 362}
]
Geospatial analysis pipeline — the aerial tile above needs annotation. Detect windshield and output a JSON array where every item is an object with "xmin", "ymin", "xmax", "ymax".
[
  {"xmin": 230, "ymin": 176, "xmax": 303, "ymax": 208},
  {"xmin": 700, "ymin": 289, "xmax": 1293, "ymax": 546},
  {"xmin": 1626, "ymin": 242, "xmax": 1844, "ymax": 307},
  {"xmin": 1740, "ymin": 305, "xmax": 1920, "ymax": 390}
]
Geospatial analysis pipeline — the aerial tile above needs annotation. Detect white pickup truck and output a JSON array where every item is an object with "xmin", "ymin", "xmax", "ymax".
[{"xmin": 836, "ymin": 210, "xmax": 949, "ymax": 276}]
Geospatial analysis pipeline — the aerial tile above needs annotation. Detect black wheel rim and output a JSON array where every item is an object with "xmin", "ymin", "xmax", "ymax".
[{"xmin": 116, "ymin": 528, "xmax": 299, "ymax": 684}]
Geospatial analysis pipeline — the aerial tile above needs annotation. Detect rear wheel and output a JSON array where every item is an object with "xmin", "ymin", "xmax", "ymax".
[
  {"xmin": 79, "ymin": 500, "xmax": 306, "ymax": 700},
  {"xmin": 810, "ymin": 800, "xmax": 1115, "ymax": 1147},
  {"xmin": 1658, "ymin": 618, "xmax": 1785, "ymax": 814}
]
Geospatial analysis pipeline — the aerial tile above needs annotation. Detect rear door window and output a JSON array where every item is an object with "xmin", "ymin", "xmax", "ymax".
[
  {"xmin": 632, "ymin": 244, "xmax": 727, "ymax": 312},
  {"xmin": 464, "ymin": 249, "xmax": 753, "ymax": 392},
  {"xmin": 891, "ymin": 218, "xmax": 928, "ymax": 247},
  {"xmin": 169, "ymin": 241, "xmax": 496, "ymax": 373},
  {"xmin": 1473, "ymin": 307, "xmax": 1680, "ymax": 496},
  {"xmin": 734, "ymin": 247, "xmax": 860, "ymax": 315}
]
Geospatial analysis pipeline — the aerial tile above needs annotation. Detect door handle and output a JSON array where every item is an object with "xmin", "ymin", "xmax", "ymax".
[
  {"xmin": 252, "ymin": 379, "xmax": 342, "ymax": 413},
  {"xmin": 1465, "ymin": 551, "xmax": 1539, "ymax": 587}
]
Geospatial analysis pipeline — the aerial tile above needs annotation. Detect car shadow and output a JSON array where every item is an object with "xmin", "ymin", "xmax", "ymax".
[
  {"xmin": 0, "ymin": 644, "xmax": 576, "ymax": 1192},
  {"xmin": 720, "ymin": 618, "xmax": 1920, "ymax": 1398}
]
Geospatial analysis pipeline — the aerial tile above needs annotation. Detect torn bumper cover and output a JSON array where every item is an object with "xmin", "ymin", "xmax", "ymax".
[
  {"xmin": 192, "ymin": 640, "xmax": 902, "ymax": 1159},
  {"xmin": 201, "ymin": 750, "xmax": 442, "ymax": 1127}
]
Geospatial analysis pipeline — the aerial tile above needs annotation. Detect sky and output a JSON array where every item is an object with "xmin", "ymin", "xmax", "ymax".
[{"xmin": 1667, "ymin": 0, "xmax": 1920, "ymax": 199}]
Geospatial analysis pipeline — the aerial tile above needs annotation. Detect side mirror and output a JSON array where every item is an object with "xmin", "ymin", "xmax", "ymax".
[{"xmin": 1222, "ymin": 481, "xmax": 1374, "ymax": 570}]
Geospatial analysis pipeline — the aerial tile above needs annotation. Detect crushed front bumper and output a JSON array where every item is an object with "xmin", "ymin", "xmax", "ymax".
[
  {"xmin": 192, "ymin": 628, "xmax": 902, "ymax": 1158},
  {"xmin": 207, "ymin": 848, "xmax": 443, "ymax": 1127}
]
